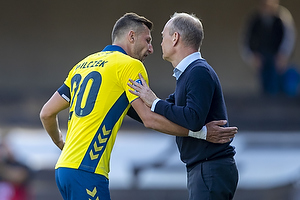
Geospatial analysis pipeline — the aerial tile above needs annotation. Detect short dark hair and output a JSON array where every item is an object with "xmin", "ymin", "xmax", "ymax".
[{"xmin": 111, "ymin": 13, "xmax": 153, "ymax": 42}]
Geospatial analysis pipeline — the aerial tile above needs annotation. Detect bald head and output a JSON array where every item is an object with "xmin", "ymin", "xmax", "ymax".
[{"xmin": 259, "ymin": 0, "xmax": 280, "ymax": 15}]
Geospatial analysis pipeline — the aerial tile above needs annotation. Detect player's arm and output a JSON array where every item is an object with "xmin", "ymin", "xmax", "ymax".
[
  {"xmin": 131, "ymin": 98, "xmax": 236, "ymax": 143},
  {"xmin": 40, "ymin": 91, "xmax": 69, "ymax": 150},
  {"xmin": 131, "ymin": 98, "xmax": 188, "ymax": 136},
  {"xmin": 127, "ymin": 106, "xmax": 143, "ymax": 123}
]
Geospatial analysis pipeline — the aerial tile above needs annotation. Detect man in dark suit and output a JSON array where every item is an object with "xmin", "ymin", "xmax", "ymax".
[{"xmin": 129, "ymin": 12, "xmax": 238, "ymax": 200}]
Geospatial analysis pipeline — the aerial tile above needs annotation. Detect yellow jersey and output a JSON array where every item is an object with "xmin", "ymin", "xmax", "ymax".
[{"xmin": 55, "ymin": 45, "xmax": 148, "ymax": 179}]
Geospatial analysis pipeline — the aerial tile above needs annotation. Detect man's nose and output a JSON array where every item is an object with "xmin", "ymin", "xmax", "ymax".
[{"xmin": 148, "ymin": 44, "xmax": 154, "ymax": 54}]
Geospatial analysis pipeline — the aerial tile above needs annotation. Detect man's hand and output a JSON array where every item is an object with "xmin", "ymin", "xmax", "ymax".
[
  {"xmin": 206, "ymin": 120, "xmax": 237, "ymax": 143},
  {"xmin": 128, "ymin": 73, "xmax": 158, "ymax": 107}
]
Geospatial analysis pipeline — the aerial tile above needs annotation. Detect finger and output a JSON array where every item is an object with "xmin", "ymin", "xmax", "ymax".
[
  {"xmin": 139, "ymin": 73, "xmax": 144, "ymax": 81},
  {"xmin": 228, "ymin": 128, "xmax": 238, "ymax": 134},
  {"xmin": 220, "ymin": 126, "xmax": 238, "ymax": 133},
  {"xmin": 213, "ymin": 138, "xmax": 230, "ymax": 144},
  {"xmin": 129, "ymin": 78, "xmax": 142, "ymax": 88},
  {"xmin": 215, "ymin": 120, "xmax": 227, "ymax": 126},
  {"xmin": 220, "ymin": 131, "xmax": 237, "ymax": 137},
  {"xmin": 222, "ymin": 134, "xmax": 235, "ymax": 139},
  {"xmin": 223, "ymin": 134, "xmax": 235, "ymax": 139},
  {"xmin": 139, "ymin": 73, "xmax": 147, "ymax": 86},
  {"xmin": 220, "ymin": 136, "xmax": 233, "ymax": 143},
  {"xmin": 128, "ymin": 78, "xmax": 136, "ymax": 85},
  {"xmin": 225, "ymin": 127, "xmax": 238, "ymax": 133},
  {"xmin": 127, "ymin": 82, "xmax": 137, "ymax": 89},
  {"xmin": 216, "ymin": 132, "xmax": 236, "ymax": 139},
  {"xmin": 221, "ymin": 139, "xmax": 231, "ymax": 143},
  {"xmin": 127, "ymin": 83, "xmax": 142, "ymax": 94},
  {"xmin": 128, "ymin": 88, "xmax": 140, "ymax": 96}
]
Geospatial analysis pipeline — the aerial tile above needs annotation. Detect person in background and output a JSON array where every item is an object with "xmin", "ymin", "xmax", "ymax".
[
  {"xmin": 0, "ymin": 132, "xmax": 31, "ymax": 200},
  {"xmin": 241, "ymin": 0, "xmax": 297, "ymax": 96}
]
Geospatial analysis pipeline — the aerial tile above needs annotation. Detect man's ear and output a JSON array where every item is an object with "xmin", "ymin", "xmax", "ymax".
[
  {"xmin": 128, "ymin": 30, "xmax": 135, "ymax": 43},
  {"xmin": 172, "ymin": 32, "xmax": 179, "ymax": 46}
]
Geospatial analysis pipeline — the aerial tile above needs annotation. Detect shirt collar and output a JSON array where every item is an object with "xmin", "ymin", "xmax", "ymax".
[
  {"xmin": 173, "ymin": 52, "xmax": 202, "ymax": 80},
  {"xmin": 102, "ymin": 45, "xmax": 127, "ymax": 55}
]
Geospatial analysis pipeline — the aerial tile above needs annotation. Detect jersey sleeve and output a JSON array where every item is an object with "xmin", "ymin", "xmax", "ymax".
[
  {"xmin": 62, "ymin": 66, "xmax": 75, "ymax": 89},
  {"xmin": 57, "ymin": 84, "xmax": 71, "ymax": 103},
  {"xmin": 57, "ymin": 66, "xmax": 77, "ymax": 103},
  {"xmin": 118, "ymin": 59, "xmax": 149, "ymax": 103}
]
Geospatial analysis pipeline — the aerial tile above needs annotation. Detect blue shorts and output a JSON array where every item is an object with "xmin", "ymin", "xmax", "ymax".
[{"xmin": 55, "ymin": 167, "xmax": 110, "ymax": 200}]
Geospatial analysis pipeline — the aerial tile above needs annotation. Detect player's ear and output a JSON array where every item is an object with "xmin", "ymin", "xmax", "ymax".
[{"xmin": 128, "ymin": 30, "xmax": 135, "ymax": 43}]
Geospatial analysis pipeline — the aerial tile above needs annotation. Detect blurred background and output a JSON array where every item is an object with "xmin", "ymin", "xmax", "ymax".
[{"xmin": 0, "ymin": 0, "xmax": 300, "ymax": 199}]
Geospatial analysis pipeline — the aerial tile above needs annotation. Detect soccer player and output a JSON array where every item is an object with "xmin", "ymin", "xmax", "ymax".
[{"xmin": 40, "ymin": 13, "xmax": 237, "ymax": 200}]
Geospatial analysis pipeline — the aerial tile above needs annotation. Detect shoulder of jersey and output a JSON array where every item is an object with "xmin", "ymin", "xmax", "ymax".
[{"xmin": 112, "ymin": 51, "xmax": 143, "ymax": 65}]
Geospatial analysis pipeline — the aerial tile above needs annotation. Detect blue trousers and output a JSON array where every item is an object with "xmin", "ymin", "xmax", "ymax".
[
  {"xmin": 260, "ymin": 53, "xmax": 283, "ymax": 96},
  {"xmin": 55, "ymin": 167, "xmax": 110, "ymax": 200},
  {"xmin": 187, "ymin": 157, "xmax": 238, "ymax": 200}
]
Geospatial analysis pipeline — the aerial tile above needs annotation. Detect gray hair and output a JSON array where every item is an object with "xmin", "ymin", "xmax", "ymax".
[{"xmin": 168, "ymin": 12, "xmax": 204, "ymax": 51}]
